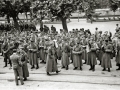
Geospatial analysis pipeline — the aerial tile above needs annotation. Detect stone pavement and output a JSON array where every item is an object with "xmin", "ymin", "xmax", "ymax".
[{"xmin": 0, "ymin": 54, "xmax": 120, "ymax": 90}]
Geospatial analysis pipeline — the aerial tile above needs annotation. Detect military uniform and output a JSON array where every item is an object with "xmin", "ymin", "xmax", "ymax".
[
  {"xmin": 10, "ymin": 51, "xmax": 24, "ymax": 85},
  {"xmin": 27, "ymin": 39, "xmax": 39, "ymax": 69}
]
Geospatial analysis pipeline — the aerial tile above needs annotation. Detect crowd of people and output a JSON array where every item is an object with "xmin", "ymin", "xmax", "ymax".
[
  {"xmin": 0, "ymin": 21, "xmax": 36, "ymax": 32},
  {"xmin": 0, "ymin": 23, "xmax": 120, "ymax": 86}
]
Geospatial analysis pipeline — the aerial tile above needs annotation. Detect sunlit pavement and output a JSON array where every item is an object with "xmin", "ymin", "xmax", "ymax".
[
  {"xmin": 0, "ymin": 20, "xmax": 120, "ymax": 90},
  {"xmin": 38, "ymin": 19, "xmax": 120, "ymax": 34}
]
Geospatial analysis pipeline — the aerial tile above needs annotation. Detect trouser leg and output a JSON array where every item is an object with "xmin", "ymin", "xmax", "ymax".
[
  {"xmin": 14, "ymin": 69, "xmax": 18, "ymax": 85},
  {"xmin": 4, "ymin": 54, "xmax": 8, "ymax": 67},
  {"xmin": 18, "ymin": 67, "xmax": 24, "ymax": 85},
  {"xmin": 9, "ymin": 58, "xmax": 12, "ymax": 67}
]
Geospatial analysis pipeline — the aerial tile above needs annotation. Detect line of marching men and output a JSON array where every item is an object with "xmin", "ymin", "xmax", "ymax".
[{"xmin": 0, "ymin": 25, "xmax": 120, "ymax": 85}]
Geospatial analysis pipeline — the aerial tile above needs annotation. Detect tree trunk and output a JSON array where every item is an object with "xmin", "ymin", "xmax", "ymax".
[
  {"xmin": 12, "ymin": 17, "xmax": 19, "ymax": 30},
  {"xmin": 114, "ymin": 12, "xmax": 115, "ymax": 20},
  {"xmin": 61, "ymin": 18, "xmax": 68, "ymax": 33},
  {"xmin": 25, "ymin": 12, "xmax": 28, "ymax": 22},
  {"xmin": 7, "ymin": 15, "xmax": 10, "ymax": 23}
]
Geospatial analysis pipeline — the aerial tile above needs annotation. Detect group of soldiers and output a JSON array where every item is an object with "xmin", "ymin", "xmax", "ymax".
[
  {"xmin": 0, "ymin": 23, "xmax": 120, "ymax": 86},
  {"xmin": 0, "ymin": 21, "xmax": 36, "ymax": 32}
]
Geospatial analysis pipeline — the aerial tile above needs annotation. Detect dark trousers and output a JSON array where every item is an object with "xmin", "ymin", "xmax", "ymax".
[{"xmin": 4, "ymin": 54, "xmax": 12, "ymax": 67}]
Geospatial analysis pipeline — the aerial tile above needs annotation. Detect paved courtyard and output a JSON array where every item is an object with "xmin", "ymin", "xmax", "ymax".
[
  {"xmin": 0, "ymin": 19, "xmax": 120, "ymax": 90},
  {"xmin": 38, "ymin": 19, "xmax": 120, "ymax": 34}
]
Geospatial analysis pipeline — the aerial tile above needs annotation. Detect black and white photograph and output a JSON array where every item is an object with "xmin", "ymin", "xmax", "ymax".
[{"xmin": 0, "ymin": 0, "xmax": 120, "ymax": 90}]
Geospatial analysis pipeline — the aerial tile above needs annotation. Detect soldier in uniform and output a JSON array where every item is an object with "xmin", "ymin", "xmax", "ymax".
[
  {"xmin": 87, "ymin": 37, "xmax": 98, "ymax": 71},
  {"xmin": 72, "ymin": 39, "xmax": 83, "ymax": 70},
  {"xmin": 10, "ymin": 49, "xmax": 24, "ymax": 86},
  {"xmin": 69, "ymin": 38, "xmax": 75, "ymax": 63},
  {"xmin": 18, "ymin": 46, "xmax": 29, "ymax": 81},
  {"xmin": 81, "ymin": 35, "xmax": 87, "ymax": 64},
  {"xmin": 46, "ymin": 41, "xmax": 60, "ymax": 75},
  {"xmin": 2, "ymin": 38, "xmax": 9, "ymax": 67},
  {"xmin": 101, "ymin": 39, "xmax": 113, "ymax": 72},
  {"xmin": 27, "ymin": 38, "xmax": 39, "ymax": 69},
  {"xmin": 115, "ymin": 35, "xmax": 120, "ymax": 70},
  {"xmin": 61, "ymin": 37, "xmax": 71, "ymax": 70},
  {"xmin": 39, "ymin": 37, "xmax": 45, "ymax": 63}
]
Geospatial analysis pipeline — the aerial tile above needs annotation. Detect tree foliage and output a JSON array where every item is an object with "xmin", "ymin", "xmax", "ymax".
[
  {"xmin": 48, "ymin": 0, "xmax": 75, "ymax": 19},
  {"xmin": 110, "ymin": 0, "xmax": 118, "ymax": 12}
]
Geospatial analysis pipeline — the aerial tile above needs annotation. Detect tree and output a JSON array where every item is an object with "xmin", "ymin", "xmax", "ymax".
[
  {"xmin": 48, "ymin": 0, "xmax": 75, "ymax": 32},
  {"xmin": 0, "ymin": 0, "xmax": 31, "ymax": 29},
  {"xmin": 109, "ymin": 0, "xmax": 118, "ymax": 19},
  {"xmin": 21, "ymin": 0, "xmax": 31, "ymax": 22},
  {"xmin": 82, "ymin": 0, "xmax": 96, "ymax": 23},
  {"xmin": 0, "ymin": 0, "xmax": 20, "ymax": 29}
]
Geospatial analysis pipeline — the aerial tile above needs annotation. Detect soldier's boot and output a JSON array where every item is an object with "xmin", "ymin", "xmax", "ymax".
[
  {"xmin": 66, "ymin": 65, "xmax": 68, "ymax": 70},
  {"xmin": 99, "ymin": 61, "xmax": 101, "ymax": 65},
  {"xmin": 4, "ymin": 62, "xmax": 7, "ymax": 67},
  {"xmin": 47, "ymin": 72, "xmax": 50, "ymax": 76},
  {"xmin": 80, "ymin": 67, "xmax": 83, "ymax": 71},
  {"xmin": 92, "ymin": 65, "xmax": 95, "ymax": 71},
  {"xmin": 108, "ymin": 68, "xmax": 111, "ymax": 72},
  {"xmin": 102, "ymin": 68, "xmax": 106, "ymax": 71},
  {"xmin": 116, "ymin": 64, "xmax": 120, "ymax": 70},
  {"xmin": 31, "ymin": 65, "xmax": 35, "ymax": 69},
  {"xmin": 36, "ymin": 64, "xmax": 39, "ymax": 69},
  {"xmin": 61, "ymin": 66, "xmax": 65, "ymax": 69},
  {"xmin": 89, "ymin": 65, "xmax": 92, "ymax": 70},
  {"xmin": 73, "ymin": 67, "xmax": 77, "ymax": 70},
  {"xmin": 40, "ymin": 60, "xmax": 44, "ymax": 63},
  {"xmin": 24, "ymin": 77, "xmax": 27, "ymax": 81},
  {"xmin": 56, "ymin": 70, "xmax": 61, "ymax": 74}
]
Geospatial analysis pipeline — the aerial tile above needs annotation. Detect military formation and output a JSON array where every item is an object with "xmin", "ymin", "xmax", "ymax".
[{"xmin": 0, "ymin": 23, "xmax": 120, "ymax": 86}]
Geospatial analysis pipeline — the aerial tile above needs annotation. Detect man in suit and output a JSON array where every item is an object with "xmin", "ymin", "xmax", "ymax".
[{"xmin": 10, "ymin": 49, "xmax": 24, "ymax": 86}]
